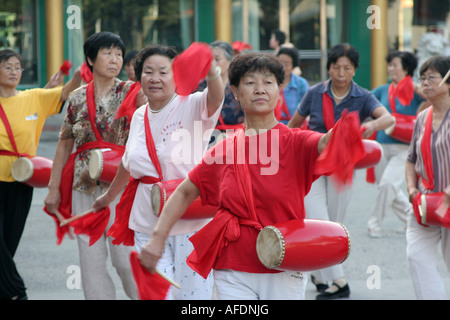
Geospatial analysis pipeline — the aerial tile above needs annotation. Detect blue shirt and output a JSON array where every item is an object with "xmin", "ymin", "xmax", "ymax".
[
  {"xmin": 372, "ymin": 83, "xmax": 423, "ymax": 144},
  {"xmin": 298, "ymin": 80, "xmax": 382, "ymax": 133},
  {"xmin": 280, "ymin": 74, "xmax": 309, "ymax": 125}
]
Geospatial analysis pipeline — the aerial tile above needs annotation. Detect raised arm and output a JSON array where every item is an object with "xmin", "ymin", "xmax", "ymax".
[{"xmin": 205, "ymin": 60, "xmax": 225, "ymax": 117}]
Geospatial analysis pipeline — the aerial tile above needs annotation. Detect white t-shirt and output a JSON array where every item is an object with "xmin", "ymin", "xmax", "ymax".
[{"xmin": 122, "ymin": 89, "xmax": 222, "ymax": 235}]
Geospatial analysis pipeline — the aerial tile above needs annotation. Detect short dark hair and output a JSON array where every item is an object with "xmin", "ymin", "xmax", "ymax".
[
  {"xmin": 228, "ymin": 52, "xmax": 285, "ymax": 87},
  {"xmin": 0, "ymin": 49, "xmax": 23, "ymax": 67},
  {"xmin": 134, "ymin": 45, "xmax": 178, "ymax": 82},
  {"xmin": 272, "ymin": 29, "xmax": 286, "ymax": 45},
  {"xmin": 327, "ymin": 43, "xmax": 359, "ymax": 70},
  {"xmin": 386, "ymin": 50, "xmax": 418, "ymax": 76},
  {"xmin": 277, "ymin": 47, "xmax": 300, "ymax": 68},
  {"xmin": 420, "ymin": 55, "xmax": 450, "ymax": 84},
  {"xmin": 83, "ymin": 32, "xmax": 126, "ymax": 72},
  {"xmin": 124, "ymin": 50, "xmax": 139, "ymax": 66}
]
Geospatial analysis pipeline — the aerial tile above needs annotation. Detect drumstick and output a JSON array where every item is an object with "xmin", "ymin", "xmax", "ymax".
[
  {"xmin": 60, "ymin": 208, "xmax": 94, "ymax": 227},
  {"xmin": 54, "ymin": 210, "xmax": 65, "ymax": 223},
  {"xmin": 438, "ymin": 69, "xmax": 450, "ymax": 87},
  {"xmin": 155, "ymin": 268, "xmax": 181, "ymax": 289}
]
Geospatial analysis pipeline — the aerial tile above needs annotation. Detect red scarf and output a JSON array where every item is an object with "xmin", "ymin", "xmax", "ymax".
[
  {"xmin": 388, "ymin": 76, "xmax": 414, "ymax": 113},
  {"xmin": 129, "ymin": 251, "xmax": 171, "ymax": 300},
  {"xmin": 107, "ymin": 106, "xmax": 163, "ymax": 246},
  {"xmin": 276, "ymin": 90, "xmax": 291, "ymax": 121},
  {"xmin": 421, "ymin": 107, "xmax": 434, "ymax": 190},
  {"xmin": 115, "ymin": 82, "xmax": 141, "ymax": 121},
  {"xmin": 187, "ymin": 130, "xmax": 263, "ymax": 279},
  {"xmin": 0, "ymin": 102, "xmax": 31, "ymax": 158},
  {"xmin": 314, "ymin": 105, "xmax": 366, "ymax": 188},
  {"xmin": 321, "ymin": 91, "xmax": 336, "ymax": 131}
]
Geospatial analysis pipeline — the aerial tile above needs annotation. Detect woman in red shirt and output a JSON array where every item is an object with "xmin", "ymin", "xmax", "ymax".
[{"xmin": 139, "ymin": 52, "xmax": 332, "ymax": 299}]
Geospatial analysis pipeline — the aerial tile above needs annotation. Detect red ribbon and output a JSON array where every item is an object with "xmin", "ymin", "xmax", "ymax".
[
  {"xmin": 421, "ymin": 107, "xmax": 434, "ymax": 190},
  {"xmin": 172, "ymin": 42, "xmax": 213, "ymax": 96},
  {"xmin": 129, "ymin": 251, "xmax": 171, "ymax": 300},
  {"xmin": 0, "ymin": 103, "xmax": 31, "ymax": 158}
]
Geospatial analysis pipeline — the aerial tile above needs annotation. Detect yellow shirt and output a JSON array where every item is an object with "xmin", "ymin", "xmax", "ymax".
[{"xmin": 0, "ymin": 87, "xmax": 63, "ymax": 182}]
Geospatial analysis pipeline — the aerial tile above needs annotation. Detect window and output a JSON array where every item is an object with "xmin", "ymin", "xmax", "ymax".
[
  {"xmin": 81, "ymin": 0, "xmax": 195, "ymax": 53},
  {"xmin": 0, "ymin": 0, "xmax": 39, "ymax": 86}
]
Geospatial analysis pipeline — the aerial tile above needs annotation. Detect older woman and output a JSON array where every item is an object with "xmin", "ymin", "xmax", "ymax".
[
  {"xmin": 137, "ymin": 52, "xmax": 334, "ymax": 300},
  {"xmin": 288, "ymin": 43, "xmax": 393, "ymax": 299},
  {"xmin": 405, "ymin": 55, "xmax": 450, "ymax": 300},
  {"xmin": 93, "ymin": 44, "xmax": 224, "ymax": 299},
  {"xmin": 44, "ymin": 32, "xmax": 144, "ymax": 300},
  {"xmin": 276, "ymin": 46, "xmax": 309, "ymax": 124},
  {"xmin": 0, "ymin": 49, "xmax": 81, "ymax": 300},
  {"xmin": 367, "ymin": 51, "xmax": 425, "ymax": 238}
]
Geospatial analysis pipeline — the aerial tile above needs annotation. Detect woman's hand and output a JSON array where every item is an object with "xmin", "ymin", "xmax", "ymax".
[
  {"xmin": 93, "ymin": 191, "xmax": 112, "ymax": 213},
  {"xmin": 408, "ymin": 187, "xmax": 419, "ymax": 204},
  {"xmin": 44, "ymin": 187, "xmax": 61, "ymax": 214},
  {"xmin": 139, "ymin": 233, "xmax": 166, "ymax": 272}
]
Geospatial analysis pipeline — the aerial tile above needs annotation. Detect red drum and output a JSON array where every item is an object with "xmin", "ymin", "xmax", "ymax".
[
  {"xmin": 256, "ymin": 219, "xmax": 351, "ymax": 272},
  {"xmin": 151, "ymin": 179, "xmax": 217, "ymax": 220},
  {"xmin": 416, "ymin": 193, "xmax": 450, "ymax": 228},
  {"xmin": 354, "ymin": 140, "xmax": 383, "ymax": 169},
  {"xmin": 384, "ymin": 114, "xmax": 416, "ymax": 143},
  {"xmin": 88, "ymin": 148, "xmax": 124, "ymax": 183},
  {"xmin": 11, "ymin": 156, "xmax": 53, "ymax": 188}
]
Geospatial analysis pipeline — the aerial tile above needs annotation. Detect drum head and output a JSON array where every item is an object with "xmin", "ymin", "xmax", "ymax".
[
  {"xmin": 88, "ymin": 149, "xmax": 103, "ymax": 180},
  {"xmin": 256, "ymin": 225, "xmax": 285, "ymax": 269},
  {"xmin": 11, "ymin": 157, "xmax": 33, "ymax": 182},
  {"xmin": 151, "ymin": 184, "xmax": 162, "ymax": 216}
]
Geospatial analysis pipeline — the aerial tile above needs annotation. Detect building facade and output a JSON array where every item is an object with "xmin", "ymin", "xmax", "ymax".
[{"xmin": 1, "ymin": 0, "xmax": 448, "ymax": 90}]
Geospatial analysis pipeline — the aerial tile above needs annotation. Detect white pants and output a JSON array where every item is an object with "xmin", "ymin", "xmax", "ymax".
[
  {"xmin": 73, "ymin": 188, "xmax": 137, "ymax": 300},
  {"xmin": 406, "ymin": 210, "xmax": 450, "ymax": 299},
  {"xmin": 304, "ymin": 175, "xmax": 353, "ymax": 282},
  {"xmin": 367, "ymin": 144, "xmax": 411, "ymax": 233},
  {"xmin": 134, "ymin": 231, "xmax": 214, "ymax": 300},
  {"xmin": 213, "ymin": 269, "xmax": 307, "ymax": 300}
]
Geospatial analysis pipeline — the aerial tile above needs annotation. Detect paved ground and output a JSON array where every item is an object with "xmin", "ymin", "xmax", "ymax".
[{"xmin": 12, "ymin": 123, "xmax": 450, "ymax": 300}]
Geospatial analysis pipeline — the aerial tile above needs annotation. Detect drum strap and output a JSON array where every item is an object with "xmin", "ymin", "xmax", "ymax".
[
  {"xmin": 322, "ymin": 90, "xmax": 336, "ymax": 131},
  {"xmin": 276, "ymin": 90, "xmax": 291, "ymax": 121},
  {"xmin": 0, "ymin": 102, "xmax": 31, "ymax": 157},
  {"xmin": 214, "ymin": 114, "xmax": 244, "ymax": 131},
  {"xmin": 144, "ymin": 106, "xmax": 163, "ymax": 181},
  {"xmin": 420, "ymin": 107, "xmax": 434, "ymax": 190}
]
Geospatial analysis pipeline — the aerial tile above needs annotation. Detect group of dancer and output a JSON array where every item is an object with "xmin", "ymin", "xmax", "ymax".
[{"xmin": 0, "ymin": 30, "xmax": 449, "ymax": 300}]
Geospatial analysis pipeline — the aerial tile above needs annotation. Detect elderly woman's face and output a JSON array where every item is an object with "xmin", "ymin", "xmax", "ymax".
[
  {"xmin": 328, "ymin": 56, "xmax": 355, "ymax": 89},
  {"xmin": 232, "ymin": 70, "xmax": 280, "ymax": 115},
  {"xmin": 88, "ymin": 46, "xmax": 123, "ymax": 79},
  {"xmin": 387, "ymin": 57, "xmax": 407, "ymax": 84},
  {"xmin": 213, "ymin": 47, "xmax": 231, "ymax": 75},
  {"xmin": 0, "ymin": 56, "xmax": 22, "ymax": 88},
  {"xmin": 140, "ymin": 54, "xmax": 176, "ymax": 101}
]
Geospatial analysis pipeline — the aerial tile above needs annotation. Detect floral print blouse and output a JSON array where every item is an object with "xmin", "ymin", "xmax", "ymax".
[{"xmin": 60, "ymin": 78, "xmax": 135, "ymax": 194}]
